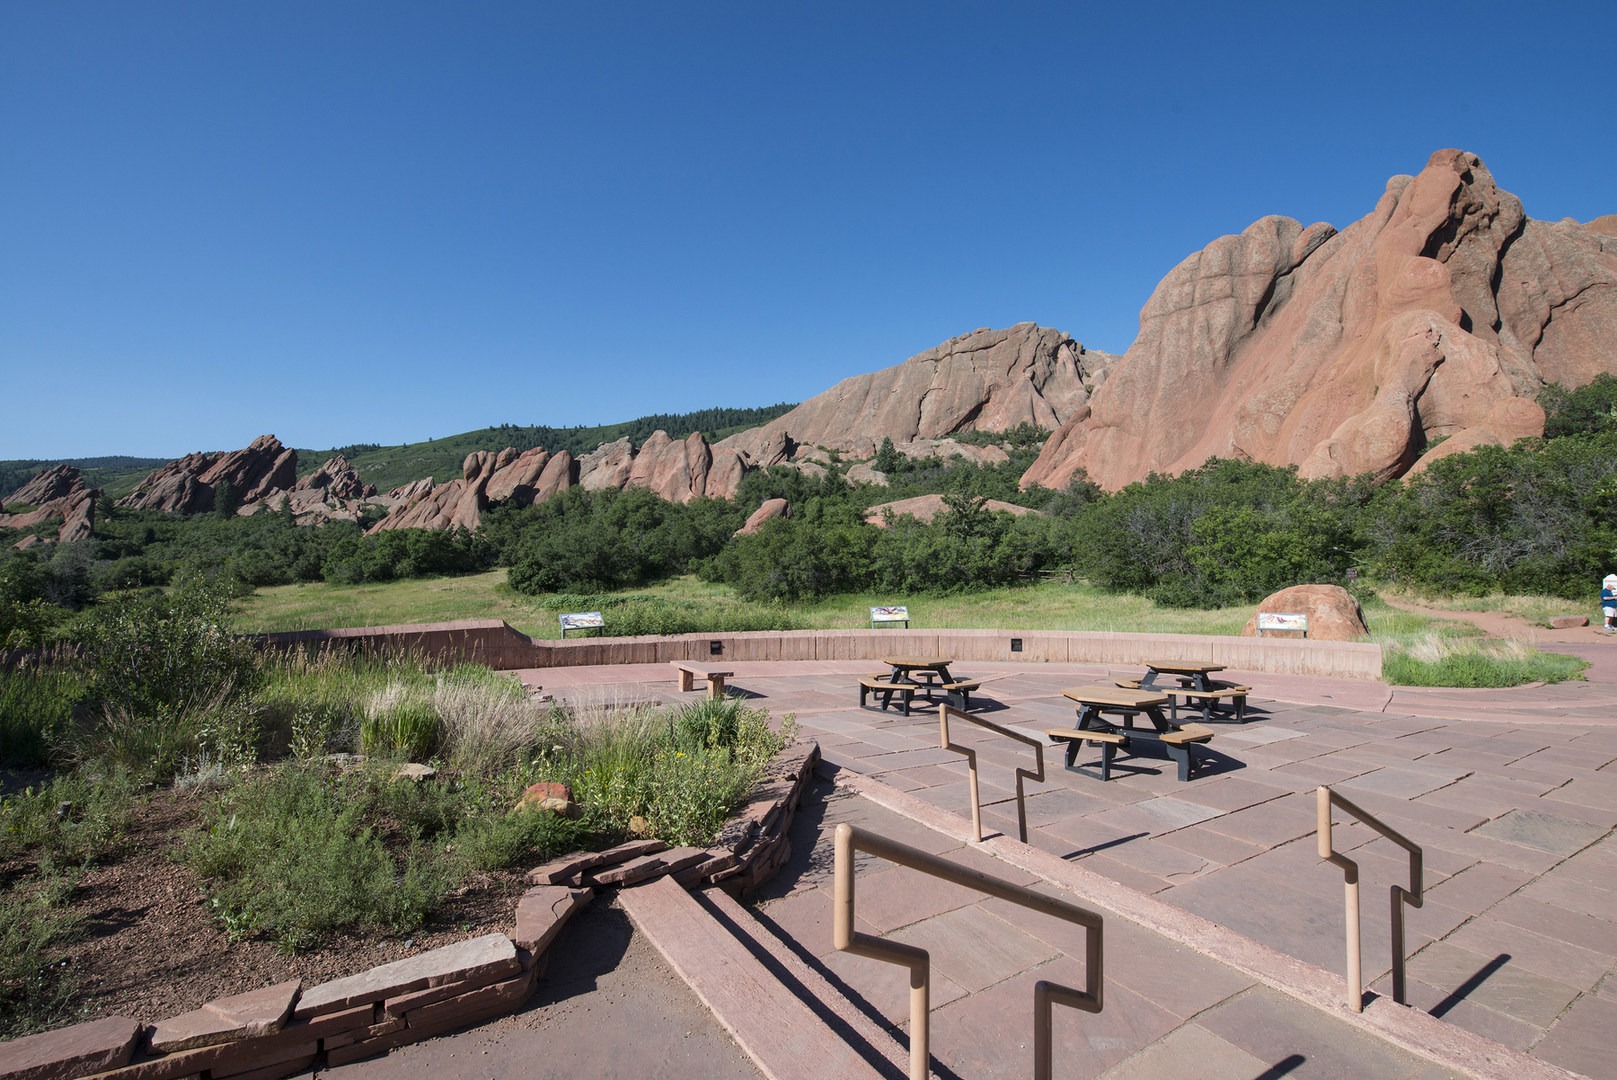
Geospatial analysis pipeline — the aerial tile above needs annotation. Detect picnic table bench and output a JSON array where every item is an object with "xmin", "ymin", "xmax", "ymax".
[
  {"xmin": 859, "ymin": 675, "xmax": 914, "ymax": 716},
  {"xmin": 1051, "ymin": 685, "xmax": 1218, "ymax": 781},
  {"xmin": 671, "ymin": 661, "xmax": 735, "ymax": 700},
  {"xmin": 1126, "ymin": 664, "xmax": 1251, "ymax": 724}
]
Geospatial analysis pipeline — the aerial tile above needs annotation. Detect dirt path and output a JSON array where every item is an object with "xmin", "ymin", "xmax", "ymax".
[{"xmin": 1376, "ymin": 593, "xmax": 1612, "ymax": 645}]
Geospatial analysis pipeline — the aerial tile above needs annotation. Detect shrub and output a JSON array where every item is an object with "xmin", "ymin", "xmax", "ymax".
[
  {"xmin": 453, "ymin": 806, "xmax": 593, "ymax": 872},
  {"xmin": 539, "ymin": 698, "xmax": 790, "ymax": 846},
  {"xmin": 80, "ymin": 585, "xmax": 258, "ymax": 721},
  {"xmin": 183, "ymin": 764, "xmax": 453, "ymax": 952}
]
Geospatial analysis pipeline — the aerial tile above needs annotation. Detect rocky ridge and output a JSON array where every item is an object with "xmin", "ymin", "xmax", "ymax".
[
  {"xmin": 11, "ymin": 149, "xmax": 1613, "ymax": 537},
  {"xmin": 1023, "ymin": 149, "xmax": 1617, "ymax": 491}
]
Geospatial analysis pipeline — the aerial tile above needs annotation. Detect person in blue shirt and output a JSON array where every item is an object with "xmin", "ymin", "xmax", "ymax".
[{"xmin": 1602, "ymin": 574, "xmax": 1617, "ymax": 632}]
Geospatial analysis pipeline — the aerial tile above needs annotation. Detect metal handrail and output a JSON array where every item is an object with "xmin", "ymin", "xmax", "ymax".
[
  {"xmin": 833, "ymin": 822, "xmax": 1102, "ymax": 1080},
  {"xmin": 937, "ymin": 702, "xmax": 1046, "ymax": 843},
  {"xmin": 1316, "ymin": 785, "xmax": 1424, "ymax": 1011}
]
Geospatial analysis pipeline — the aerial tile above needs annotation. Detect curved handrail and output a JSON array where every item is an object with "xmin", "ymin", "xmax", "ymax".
[
  {"xmin": 1316, "ymin": 785, "xmax": 1424, "ymax": 1010},
  {"xmin": 937, "ymin": 702, "xmax": 1046, "ymax": 843},
  {"xmin": 833, "ymin": 822, "xmax": 1102, "ymax": 1080}
]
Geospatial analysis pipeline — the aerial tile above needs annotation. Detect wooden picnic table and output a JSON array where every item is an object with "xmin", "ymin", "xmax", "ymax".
[
  {"xmin": 1054, "ymin": 685, "xmax": 1218, "ymax": 781},
  {"xmin": 1061, "ymin": 685, "xmax": 1175, "ymax": 735},
  {"xmin": 1140, "ymin": 660, "xmax": 1226, "ymax": 693},
  {"xmin": 880, "ymin": 656, "xmax": 956, "ymax": 687}
]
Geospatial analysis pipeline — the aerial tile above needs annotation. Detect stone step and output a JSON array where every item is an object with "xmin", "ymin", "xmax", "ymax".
[{"xmin": 618, "ymin": 876, "xmax": 912, "ymax": 1080}]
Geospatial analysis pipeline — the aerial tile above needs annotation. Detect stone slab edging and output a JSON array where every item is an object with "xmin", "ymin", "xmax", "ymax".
[
  {"xmin": 259, "ymin": 621, "xmax": 1383, "ymax": 680},
  {"xmin": 0, "ymin": 741, "xmax": 822, "ymax": 1080},
  {"xmin": 819, "ymin": 757, "xmax": 1587, "ymax": 1080}
]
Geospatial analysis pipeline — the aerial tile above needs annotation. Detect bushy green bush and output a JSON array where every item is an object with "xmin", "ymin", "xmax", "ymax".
[
  {"xmin": 541, "ymin": 698, "xmax": 790, "ymax": 846},
  {"xmin": 321, "ymin": 527, "xmax": 494, "ymax": 585},
  {"xmin": 183, "ymin": 764, "xmax": 453, "ymax": 953},
  {"xmin": 80, "ymin": 584, "xmax": 258, "ymax": 723},
  {"xmin": 1360, "ymin": 434, "xmax": 1617, "ymax": 598},
  {"xmin": 1071, "ymin": 459, "xmax": 1362, "ymax": 607},
  {"xmin": 502, "ymin": 487, "xmax": 743, "ymax": 594}
]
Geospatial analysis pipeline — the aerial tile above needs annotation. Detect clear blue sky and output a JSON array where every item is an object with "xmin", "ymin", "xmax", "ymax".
[{"xmin": 3, "ymin": 1, "xmax": 1613, "ymax": 460}]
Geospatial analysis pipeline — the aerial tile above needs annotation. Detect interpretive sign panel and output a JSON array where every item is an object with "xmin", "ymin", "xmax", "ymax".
[
  {"xmin": 870, "ymin": 606, "xmax": 910, "ymax": 629},
  {"xmin": 1257, "ymin": 612, "xmax": 1309, "ymax": 637}
]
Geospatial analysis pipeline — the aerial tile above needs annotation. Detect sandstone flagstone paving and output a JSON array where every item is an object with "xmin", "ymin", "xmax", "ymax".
[{"xmin": 527, "ymin": 650, "xmax": 1617, "ymax": 1077}]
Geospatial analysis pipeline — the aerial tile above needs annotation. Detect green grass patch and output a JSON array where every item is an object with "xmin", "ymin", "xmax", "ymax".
[
  {"xmin": 1382, "ymin": 634, "xmax": 1589, "ymax": 687},
  {"xmin": 0, "ymin": 770, "xmax": 135, "ymax": 868},
  {"xmin": 238, "ymin": 573, "xmax": 1275, "ymax": 639},
  {"xmin": 0, "ymin": 871, "xmax": 84, "ymax": 1039}
]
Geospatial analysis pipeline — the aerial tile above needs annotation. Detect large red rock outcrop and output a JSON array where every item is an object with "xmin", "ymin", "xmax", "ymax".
[
  {"xmin": 1240, "ymin": 585, "xmax": 1369, "ymax": 641},
  {"xmin": 295, "ymin": 455, "xmax": 375, "ymax": 502},
  {"xmin": 0, "ymin": 464, "xmax": 98, "ymax": 543},
  {"xmin": 1024, "ymin": 150, "xmax": 1617, "ymax": 491},
  {"xmin": 244, "ymin": 455, "xmax": 380, "ymax": 524},
  {"xmin": 713, "ymin": 323, "xmax": 1114, "ymax": 497},
  {"xmin": 577, "ymin": 431, "xmax": 719, "ymax": 504},
  {"xmin": 369, "ymin": 446, "xmax": 576, "ymax": 533},
  {"xmin": 120, "ymin": 435, "xmax": 299, "ymax": 513}
]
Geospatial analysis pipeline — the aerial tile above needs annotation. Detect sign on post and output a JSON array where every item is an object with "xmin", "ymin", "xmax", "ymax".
[
  {"xmin": 560, "ymin": 611, "xmax": 605, "ymax": 638},
  {"xmin": 870, "ymin": 606, "xmax": 910, "ymax": 629},
  {"xmin": 1257, "ymin": 612, "xmax": 1309, "ymax": 638}
]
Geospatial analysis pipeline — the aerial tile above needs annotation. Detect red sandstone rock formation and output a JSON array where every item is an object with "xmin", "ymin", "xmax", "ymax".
[
  {"xmin": 737, "ymin": 498, "xmax": 789, "ymax": 535},
  {"xmin": 295, "ymin": 455, "xmax": 375, "ymax": 502},
  {"xmin": 120, "ymin": 435, "xmax": 299, "ymax": 513},
  {"xmin": 0, "ymin": 464, "xmax": 98, "ymax": 543},
  {"xmin": 369, "ymin": 446, "xmax": 576, "ymax": 533},
  {"xmin": 1023, "ymin": 150, "xmax": 1617, "ymax": 491},
  {"xmin": 862, "ymin": 494, "xmax": 1042, "ymax": 527},
  {"xmin": 717, "ymin": 324, "xmax": 1113, "ymax": 497}
]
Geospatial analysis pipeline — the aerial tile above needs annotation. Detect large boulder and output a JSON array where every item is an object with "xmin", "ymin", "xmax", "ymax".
[
  {"xmin": 1024, "ymin": 150, "xmax": 1617, "ymax": 492},
  {"xmin": 737, "ymin": 498, "xmax": 789, "ymax": 535},
  {"xmin": 862, "ymin": 494, "xmax": 1042, "ymax": 527},
  {"xmin": 1240, "ymin": 585, "xmax": 1370, "ymax": 641}
]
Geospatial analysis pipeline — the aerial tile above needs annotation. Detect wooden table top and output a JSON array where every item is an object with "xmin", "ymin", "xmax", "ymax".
[
  {"xmin": 1062, "ymin": 685, "xmax": 1171, "ymax": 708},
  {"xmin": 881, "ymin": 657, "xmax": 953, "ymax": 668},
  {"xmin": 1144, "ymin": 660, "xmax": 1226, "ymax": 675}
]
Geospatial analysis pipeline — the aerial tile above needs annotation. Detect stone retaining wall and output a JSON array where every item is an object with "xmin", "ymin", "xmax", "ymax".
[
  {"xmin": 261, "ymin": 622, "xmax": 1384, "ymax": 680},
  {"xmin": 0, "ymin": 745, "xmax": 821, "ymax": 1080}
]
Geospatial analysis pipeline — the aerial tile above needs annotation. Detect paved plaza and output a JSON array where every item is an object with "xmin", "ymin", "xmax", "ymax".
[{"xmin": 524, "ymin": 644, "xmax": 1616, "ymax": 1078}]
